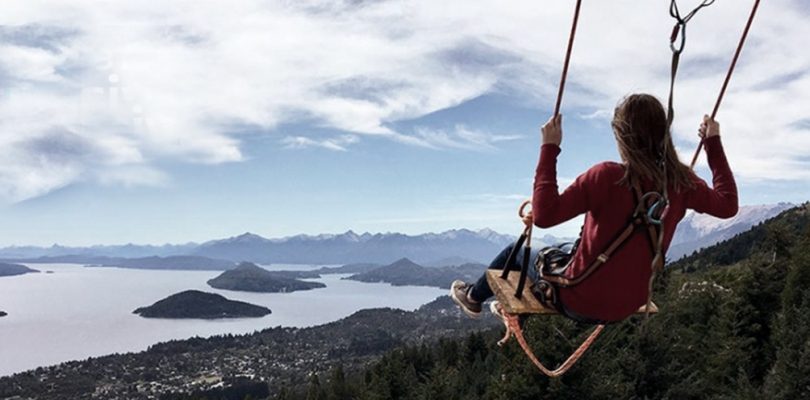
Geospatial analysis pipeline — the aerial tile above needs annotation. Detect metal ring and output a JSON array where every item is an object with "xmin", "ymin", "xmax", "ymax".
[
  {"xmin": 646, "ymin": 198, "xmax": 669, "ymax": 226},
  {"xmin": 640, "ymin": 191, "xmax": 664, "ymax": 205},
  {"xmin": 647, "ymin": 203, "xmax": 664, "ymax": 226},
  {"xmin": 636, "ymin": 192, "xmax": 667, "ymax": 225}
]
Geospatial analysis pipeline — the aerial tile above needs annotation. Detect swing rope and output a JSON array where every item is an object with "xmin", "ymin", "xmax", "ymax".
[
  {"xmin": 689, "ymin": 0, "xmax": 761, "ymax": 168},
  {"xmin": 495, "ymin": 302, "xmax": 605, "ymax": 378},
  {"xmin": 553, "ymin": 0, "xmax": 582, "ymax": 117},
  {"xmin": 497, "ymin": 0, "xmax": 606, "ymax": 377}
]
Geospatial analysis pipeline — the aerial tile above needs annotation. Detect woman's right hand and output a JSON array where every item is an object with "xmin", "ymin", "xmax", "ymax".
[
  {"xmin": 541, "ymin": 114, "xmax": 563, "ymax": 146},
  {"xmin": 699, "ymin": 114, "xmax": 720, "ymax": 139}
]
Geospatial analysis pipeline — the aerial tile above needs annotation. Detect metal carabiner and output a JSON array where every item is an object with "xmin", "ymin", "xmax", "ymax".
[
  {"xmin": 646, "ymin": 201, "xmax": 665, "ymax": 226},
  {"xmin": 670, "ymin": 21, "xmax": 686, "ymax": 54},
  {"xmin": 639, "ymin": 192, "xmax": 667, "ymax": 226}
]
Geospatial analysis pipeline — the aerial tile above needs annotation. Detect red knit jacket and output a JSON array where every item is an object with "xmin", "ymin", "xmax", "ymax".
[{"xmin": 532, "ymin": 135, "xmax": 738, "ymax": 322}]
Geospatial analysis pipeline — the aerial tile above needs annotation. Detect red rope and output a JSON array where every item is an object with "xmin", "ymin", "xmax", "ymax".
[
  {"xmin": 495, "ymin": 304, "xmax": 604, "ymax": 377},
  {"xmin": 689, "ymin": 0, "xmax": 761, "ymax": 169},
  {"xmin": 553, "ymin": 0, "xmax": 583, "ymax": 117}
]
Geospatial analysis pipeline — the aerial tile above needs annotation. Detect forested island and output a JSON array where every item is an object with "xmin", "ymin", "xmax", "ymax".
[
  {"xmin": 345, "ymin": 258, "xmax": 484, "ymax": 288},
  {"xmin": 133, "ymin": 290, "xmax": 271, "ymax": 319},
  {"xmin": 207, "ymin": 262, "xmax": 325, "ymax": 293},
  {"xmin": 0, "ymin": 262, "xmax": 39, "ymax": 277}
]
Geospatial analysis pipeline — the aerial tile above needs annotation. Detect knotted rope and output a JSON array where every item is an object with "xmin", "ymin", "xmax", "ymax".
[{"xmin": 494, "ymin": 302, "xmax": 604, "ymax": 378}]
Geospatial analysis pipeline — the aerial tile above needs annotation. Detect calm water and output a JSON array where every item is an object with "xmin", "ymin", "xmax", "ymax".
[{"xmin": 0, "ymin": 263, "xmax": 446, "ymax": 377}]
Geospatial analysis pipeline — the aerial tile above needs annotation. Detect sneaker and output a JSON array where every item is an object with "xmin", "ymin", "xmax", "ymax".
[{"xmin": 450, "ymin": 280, "xmax": 482, "ymax": 318}]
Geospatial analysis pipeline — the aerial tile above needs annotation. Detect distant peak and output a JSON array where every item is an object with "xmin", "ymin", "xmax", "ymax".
[
  {"xmin": 338, "ymin": 230, "xmax": 365, "ymax": 242},
  {"xmin": 231, "ymin": 232, "xmax": 268, "ymax": 242},
  {"xmin": 440, "ymin": 228, "xmax": 475, "ymax": 236},
  {"xmin": 235, "ymin": 261, "xmax": 262, "ymax": 269},
  {"xmin": 174, "ymin": 289, "xmax": 215, "ymax": 297},
  {"xmin": 390, "ymin": 257, "xmax": 421, "ymax": 267}
]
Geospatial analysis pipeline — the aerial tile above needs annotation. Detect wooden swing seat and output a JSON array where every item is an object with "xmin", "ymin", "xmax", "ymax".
[{"xmin": 486, "ymin": 269, "xmax": 658, "ymax": 316}]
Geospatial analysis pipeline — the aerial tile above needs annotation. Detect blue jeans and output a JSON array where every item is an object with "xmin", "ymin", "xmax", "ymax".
[
  {"xmin": 472, "ymin": 244, "xmax": 610, "ymax": 325},
  {"xmin": 469, "ymin": 244, "xmax": 539, "ymax": 303}
]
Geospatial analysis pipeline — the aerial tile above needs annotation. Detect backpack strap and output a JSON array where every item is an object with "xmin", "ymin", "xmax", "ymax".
[{"xmin": 542, "ymin": 181, "xmax": 662, "ymax": 288}]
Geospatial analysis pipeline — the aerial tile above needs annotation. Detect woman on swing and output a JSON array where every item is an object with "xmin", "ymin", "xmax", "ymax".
[{"xmin": 451, "ymin": 93, "xmax": 738, "ymax": 323}]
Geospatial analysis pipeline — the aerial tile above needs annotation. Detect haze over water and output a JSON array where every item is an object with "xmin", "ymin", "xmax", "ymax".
[{"xmin": 0, "ymin": 263, "xmax": 445, "ymax": 377}]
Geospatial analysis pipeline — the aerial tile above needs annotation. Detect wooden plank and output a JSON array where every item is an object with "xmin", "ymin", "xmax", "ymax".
[
  {"xmin": 486, "ymin": 270, "xmax": 557, "ymax": 315},
  {"xmin": 486, "ymin": 269, "xmax": 658, "ymax": 315}
]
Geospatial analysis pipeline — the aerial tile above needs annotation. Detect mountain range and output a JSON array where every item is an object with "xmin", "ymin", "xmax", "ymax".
[
  {"xmin": 668, "ymin": 202, "xmax": 794, "ymax": 260},
  {"xmin": 0, "ymin": 229, "xmax": 524, "ymax": 265},
  {"xmin": 191, "ymin": 229, "xmax": 521, "ymax": 264},
  {"xmin": 0, "ymin": 203, "xmax": 792, "ymax": 266}
]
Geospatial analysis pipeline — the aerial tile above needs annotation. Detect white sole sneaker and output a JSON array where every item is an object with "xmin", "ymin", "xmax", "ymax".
[{"xmin": 449, "ymin": 280, "xmax": 481, "ymax": 319}]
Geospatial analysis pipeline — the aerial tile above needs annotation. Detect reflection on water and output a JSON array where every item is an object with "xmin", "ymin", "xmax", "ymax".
[{"xmin": 0, "ymin": 263, "xmax": 445, "ymax": 377}]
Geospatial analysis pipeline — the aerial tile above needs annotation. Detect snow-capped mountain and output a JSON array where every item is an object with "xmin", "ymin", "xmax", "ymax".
[
  {"xmin": 473, "ymin": 228, "xmax": 516, "ymax": 247},
  {"xmin": 1, "ymin": 202, "xmax": 792, "ymax": 266},
  {"xmin": 669, "ymin": 202, "xmax": 795, "ymax": 261},
  {"xmin": 192, "ymin": 228, "xmax": 528, "ymax": 265},
  {"xmin": 0, "ymin": 242, "xmax": 198, "ymax": 259},
  {"xmin": 0, "ymin": 228, "xmax": 534, "ymax": 265}
]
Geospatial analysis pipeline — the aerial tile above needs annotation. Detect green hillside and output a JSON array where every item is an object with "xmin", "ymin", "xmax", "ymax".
[{"xmin": 286, "ymin": 203, "xmax": 810, "ymax": 400}]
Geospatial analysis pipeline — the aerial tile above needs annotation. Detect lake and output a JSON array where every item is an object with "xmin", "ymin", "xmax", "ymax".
[{"xmin": 0, "ymin": 263, "xmax": 446, "ymax": 377}]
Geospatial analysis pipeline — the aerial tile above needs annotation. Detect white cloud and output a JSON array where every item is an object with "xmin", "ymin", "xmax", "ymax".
[
  {"xmin": 0, "ymin": 44, "xmax": 65, "ymax": 82},
  {"xmin": 0, "ymin": 0, "xmax": 808, "ymax": 201},
  {"xmin": 97, "ymin": 166, "xmax": 168, "ymax": 188},
  {"xmin": 281, "ymin": 134, "xmax": 359, "ymax": 152},
  {"xmin": 411, "ymin": 125, "xmax": 521, "ymax": 151}
]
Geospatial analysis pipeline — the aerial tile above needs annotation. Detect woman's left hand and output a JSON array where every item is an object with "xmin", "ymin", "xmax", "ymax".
[
  {"xmin": 521, "ymin": 211, "xmax": 533, "ymax": 227},
  {"xmin": 541, "ymin": 114, "xmax": 563, "ymax": 146}
]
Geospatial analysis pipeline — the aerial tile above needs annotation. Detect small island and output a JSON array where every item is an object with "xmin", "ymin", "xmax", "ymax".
[
  {"xmin": 0, "ymin": 262, "xmax": 40, "ymax": 277},
  {"xmin": 133, "ymin": 290, "xmax": 271, "ymax": 319},
  {"xmin": 0, "ymin": 311, "xmax": 7, "ymax": 318},
  {"xmin": 207, "ymin": 262, "xmax": 326, "ymax": 293}
]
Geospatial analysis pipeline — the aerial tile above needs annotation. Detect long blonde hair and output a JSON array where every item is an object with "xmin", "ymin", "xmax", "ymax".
[{"xmin": 611, "ymin": 93, "xmax": 695, "ymax": 191}]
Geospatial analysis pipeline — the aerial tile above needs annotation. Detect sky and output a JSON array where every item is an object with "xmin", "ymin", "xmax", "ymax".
[{"xmin": 0, "ymin": 0, "xmax": 808, "ymax": 246}]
